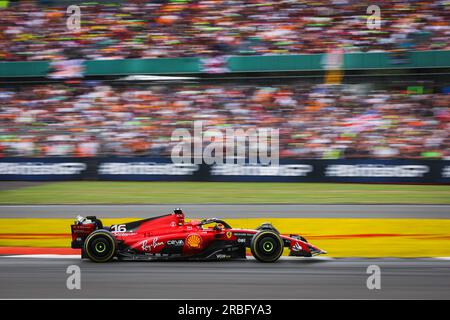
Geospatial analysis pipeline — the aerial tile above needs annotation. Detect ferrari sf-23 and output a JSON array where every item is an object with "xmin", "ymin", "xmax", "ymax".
[{"xmin": 71, "ymin": 208, "xmax": 326, "ymax": 263}]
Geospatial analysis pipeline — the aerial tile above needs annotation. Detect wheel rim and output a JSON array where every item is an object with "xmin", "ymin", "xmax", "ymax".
[
  {"xmin": 88, "ymin": 236, "xmax": 113, "ymax": 260},
  {"xmin": 95, "ymin": 242, "xmax": 106, "ymax": 253},
  {"xmin": 262, "ymin": 241, "xmax": 274, "ymax": 253},
  {"xmin": 257, "ymin": 236, "xmax": 279, "ymax": 257},
  {"xmin": 251, "ymin": 232, "xmax": 284, "ymax": 262}
]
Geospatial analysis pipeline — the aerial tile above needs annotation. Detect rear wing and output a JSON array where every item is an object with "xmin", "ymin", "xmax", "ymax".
[{"xmin": 71, "ymin": 216, "xmax": 103, "ymax": 249}]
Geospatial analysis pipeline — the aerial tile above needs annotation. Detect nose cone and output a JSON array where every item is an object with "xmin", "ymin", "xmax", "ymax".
[{"xmin": 308, "ymin": 244, "xmax": 327, "ymax": 256}]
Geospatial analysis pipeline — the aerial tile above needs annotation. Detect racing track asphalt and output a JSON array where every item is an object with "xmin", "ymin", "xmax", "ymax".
[
  {"xmin": 0, "ymin": 204, "xmax": 449, "ymax": 219},
  {"xmin": 0, "ymin": 257, "xmax": 449, "ymax": 299}
]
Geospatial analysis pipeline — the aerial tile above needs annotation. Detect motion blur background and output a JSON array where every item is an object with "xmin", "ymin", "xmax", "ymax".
[
  {"xmin": 0, "ymin": 0, "xmax": 450, "ymax": 260},
  {"xmin": 0, "ymin": 0, "xmax": 448, "ymax": 161}
]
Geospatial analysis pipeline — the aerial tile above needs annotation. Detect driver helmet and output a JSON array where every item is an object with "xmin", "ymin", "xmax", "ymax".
[
  {"xmin": 215, "ymin": 223, "xmax": 224, "ymax": 230},
  {"xmin": 173, "ymin": 208, "xmax": 184, "ymax": 224}
]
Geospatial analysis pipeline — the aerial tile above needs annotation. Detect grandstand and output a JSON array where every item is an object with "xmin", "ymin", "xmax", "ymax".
[
  {"xmin": 0, "ymin": 0, "xmax": 448, "ymax": 61},
  {"xmin": 0, "ymin": 1, "xmax": 449, "ymax": 163}
]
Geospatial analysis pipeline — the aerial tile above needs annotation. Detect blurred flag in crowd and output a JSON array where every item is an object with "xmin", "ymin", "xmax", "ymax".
[
  {"xmin": 48, "ymin": 59, "xmax": 85, "ymax": 79},
  {"xmin": 322, "ymin": 48, "xmax": 344, "ymax": 85},
  {"xmin": 201, "ymin": 56, "xmax": 229, "ymax": 74}
]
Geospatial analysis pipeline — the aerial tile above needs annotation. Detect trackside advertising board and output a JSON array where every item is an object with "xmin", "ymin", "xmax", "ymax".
[
  {"xmin": 0, "ymin": 158, "xmax": 90, "ymax": 181},
  {"xmin": 0, "ymin": 158, "xmax": 449, "ymax": 184}
]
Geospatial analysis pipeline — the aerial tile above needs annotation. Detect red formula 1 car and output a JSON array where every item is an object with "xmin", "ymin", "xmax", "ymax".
[{"xmin": 71, "ymin": 209, "xmax": 326, "ymax": 263}]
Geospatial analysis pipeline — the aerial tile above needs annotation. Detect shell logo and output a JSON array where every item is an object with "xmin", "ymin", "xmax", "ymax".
[{"xmin": 186, "ymin": 234, "xmax": 202, "ymax": 249}]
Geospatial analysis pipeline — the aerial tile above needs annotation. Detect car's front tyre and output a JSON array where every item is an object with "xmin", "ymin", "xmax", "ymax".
[
  {"xmin": 250, "ymin": 230, "xmax": 284, "ymax": 262},
  {"xmin": 83, "ymin": 230, "xmax": 116, "ymax": 263}
]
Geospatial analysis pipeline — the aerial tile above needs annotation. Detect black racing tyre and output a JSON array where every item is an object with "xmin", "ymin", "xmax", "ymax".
[
  {"xmin": 83, "ymin": 230, "xmax": 116, "ymax": 263},
  {"xmin": 250, "ymin": 230, "xmax": 284, "ymax": 262}
]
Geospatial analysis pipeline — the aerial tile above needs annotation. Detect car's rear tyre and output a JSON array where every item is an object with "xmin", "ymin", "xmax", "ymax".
[
  {"xmin": 84, "ymin": 230, "xmax": 116, "ymax": 263},
  {"xmin": 250, "ymin": 230, "xmax": 284, "ymax": 262}
]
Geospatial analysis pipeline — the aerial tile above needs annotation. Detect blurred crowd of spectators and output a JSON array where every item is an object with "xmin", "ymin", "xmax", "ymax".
[
  {"xmin": 0, "ymin": 81, "xmax": 448, "ymax": 159},
  {"xmin": 0, "ymin": 0, "xmax": 448, "ymax": 61}
]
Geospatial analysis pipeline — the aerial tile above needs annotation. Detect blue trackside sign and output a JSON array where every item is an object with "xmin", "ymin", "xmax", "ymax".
[{"xmin": 0, "ymin": 157, "xmax": 448, "ymax": 184}]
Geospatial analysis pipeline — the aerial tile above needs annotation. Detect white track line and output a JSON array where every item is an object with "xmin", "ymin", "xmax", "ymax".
[
  {"xmin": 0, "ymin": 254, "xmax": 334, "ymax": 260},
  {"xmin": 1, "ymin": 254, "xmax": 450, "ymax": 260},
  {"xmin": 245, "ymin": 256, "xmax": 335, "ymax": 261},
  {"xmin": 1, "ymin": 254, "xmax": 80, "ymax": 259}
]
